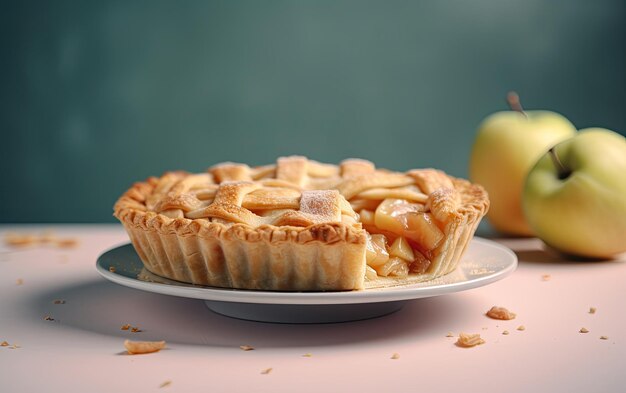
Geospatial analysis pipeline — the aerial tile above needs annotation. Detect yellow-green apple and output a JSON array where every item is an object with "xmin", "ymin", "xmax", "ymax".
[
  {"xmin": 469, "ymin": 93, "xmax": 576, "ymax": 236},
  {"xmin": 523, "ymin": 128, "xmax": 626, "ymax": 258}
]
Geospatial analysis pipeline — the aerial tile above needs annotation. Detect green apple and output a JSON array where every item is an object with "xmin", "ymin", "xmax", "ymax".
[
  {"xmin": 523, "ymin": 128, "xmax": 626, "ymax": 258},
  {"xmin": 469, "ymin": 94, "xmax": 576, "ymax": 236}
]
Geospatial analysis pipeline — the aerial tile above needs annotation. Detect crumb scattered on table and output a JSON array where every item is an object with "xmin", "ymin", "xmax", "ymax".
[
  {"xmin": 541, "ymin": 274, "xmax": 551, "ymax": 281},
  {"xmin": 124, "ymin": 339, "xmax": 166, "ymax": 355},
  {"xmin": 4, "ymin": 233, "xmax": 38, "ymax": 247},
  {"xmin": 260, "ymin": 368, "xmax": 273, "ymax": 375},
  {"xmin": 502, "ymin": 330, "xmax": 510, "ymax": 335},
  {"xmin": 16, "ymin": 278, "xmax": 23, "ymax": 286},
  {"xmin": 1, "ymin": 341, "xmax": 9, "ymax": 347},
  {"xmin": 120, "ymin": 324, "xmax": 142, "ymax": 332},
  {"xmin": 44, "ymin": 315, "xmax": 54, "ymax": 321},
  {"xmin": 517, "ymin": 325, "xmax": 526, "ymax": 331},
  {"xmin": 486, "ymin": 306, "xmax": 516, "ymax": 320},
  {"xmin": 589, "ymin": 307, "xmax": 597, "ymax": 314},
  {"xmin": 600, "ymin": 336, "xmax": 608, "ymax": 340},
  {"xmin": 239, "ymin": 345, "xmax": 254, "ymax": 351},
  {"xmin": 302, "ymin": 353, "xmax": 312, "ymax": 357},
  {"xmin": 55, "ymin": 238, "xmax": 78, "ymax": 248},
  {"xmin": 445, "ymin": 332, "xmax": 454, "ymax": 338},
  {"xmin": 579, "ymin": 327, "xmax": 589, "ymax": 334},
  {"xmin": 455, "ymin": 333, "xmax": 485, "ymax": 348},
  {"xmin": 53, "ymin": 299, "xmax": 66, "ymax": 305},
  {"xmin": 109, "ymin": 266, "xmax": 116, "ymax": 273},
  {"xmin": 390, "ymin": 353, "xmax": 400, "ymax": 359},
  {"xmin": 159, "ymin": 380, "xmax": 172, "ymax": 388},
  {"xmin": 4, "ymin": 232, "xmax": 79, "ymax": 249}
]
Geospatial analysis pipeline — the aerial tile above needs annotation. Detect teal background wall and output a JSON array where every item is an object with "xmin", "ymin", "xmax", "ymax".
[{"xmin": 1, "ymin": 0, "xmax": 624, "ymax": 223}]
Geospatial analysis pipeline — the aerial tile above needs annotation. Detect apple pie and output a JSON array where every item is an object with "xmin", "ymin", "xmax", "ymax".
[{"xmin": 114, "ymin": 156, "xmax": 489, "ymax": 290}]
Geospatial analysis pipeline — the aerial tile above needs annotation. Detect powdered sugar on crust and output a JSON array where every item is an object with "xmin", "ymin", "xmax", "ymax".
[{"xmin": 299, "ymin": 190, "xmax": 342, "ymax": 223}]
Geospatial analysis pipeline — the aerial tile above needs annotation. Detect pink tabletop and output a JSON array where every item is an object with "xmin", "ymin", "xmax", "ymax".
[{"xmin": 1, "ymin": 225, "xmax": 624, "ymax": 393}]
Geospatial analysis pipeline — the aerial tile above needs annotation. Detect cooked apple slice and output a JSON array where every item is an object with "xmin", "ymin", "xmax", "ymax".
[
  {"xmin": 359, "ymin": 209, "xmax": 375, "ymax": 225},
  {"xmin": 374, "ymin": 198, "xmax": 425, "ymax": 234},
  {"xmin": 365, "ymin": 234, "xmax": 389, "ymax": 268},
  {"xmin": 374, "ymin": 198, "xmax": 442, "ymax": 251},
  {"xmin": 350, "ymin": 198, "xmax": 381, "ymax": 212},
  {"xmin": 376, "ymin": 257, "xmax": 409, "ymax": 277},
  {"xmin": 365, "ymin": 265, "xmax": 378, "ymax": 280},
  {"xmin": 389, "ymin": 237, "xmax": 415, "ymax": 262},
  {"xmin": 403, "ymin": 212, "xmax": 444, "ymax": 250}
]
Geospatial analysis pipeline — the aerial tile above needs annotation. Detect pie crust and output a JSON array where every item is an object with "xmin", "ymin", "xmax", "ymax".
[{"xmin": 114, "ymin": 157, "xmax": 489, "ymax": 291}]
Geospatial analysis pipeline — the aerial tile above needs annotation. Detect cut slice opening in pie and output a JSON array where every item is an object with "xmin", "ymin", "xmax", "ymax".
[{"xmin": 114, "ymin": 156, "xmax": 489, "ymax": 291}]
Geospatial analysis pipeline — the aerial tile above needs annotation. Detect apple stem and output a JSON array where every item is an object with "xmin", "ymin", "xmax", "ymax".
[
  {"xmin": 507, "ymin": 91, "xmax": 527, "ymax": 117},
  {"xmin": 548, "ymin": 147, "xmax": 571, "ymax": 180}
]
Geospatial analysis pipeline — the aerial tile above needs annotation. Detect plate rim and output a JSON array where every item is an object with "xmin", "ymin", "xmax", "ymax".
[{"xmin": 96, "ymin": 237, "xmax": 517, "ymax": 305}]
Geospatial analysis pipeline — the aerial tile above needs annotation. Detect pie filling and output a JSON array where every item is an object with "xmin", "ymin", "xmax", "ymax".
[{"xmin": 359, "ymin": 197, "xmax": 441, "ymax": 280}]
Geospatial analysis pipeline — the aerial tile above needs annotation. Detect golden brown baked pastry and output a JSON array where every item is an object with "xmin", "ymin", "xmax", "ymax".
[{"xmin": 114, "ymin": 156, "xmax": 489, "ymax": 291}]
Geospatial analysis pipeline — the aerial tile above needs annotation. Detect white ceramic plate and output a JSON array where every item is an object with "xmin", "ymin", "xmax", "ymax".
[{"xmin": 96, "ymin": 238, "xmax": 516, "ymax": 323}]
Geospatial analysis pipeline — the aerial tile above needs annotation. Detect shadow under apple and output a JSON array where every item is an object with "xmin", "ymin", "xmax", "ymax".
[{"xmin": 513, "ymin": 245, "xmax": 621, "ymax": 265}]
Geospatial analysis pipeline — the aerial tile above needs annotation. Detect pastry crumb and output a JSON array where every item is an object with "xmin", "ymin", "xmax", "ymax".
[
  {"xmin": 131, "ymin": 327, "xmax": 142, "ymax": 333},
  {"xmin": 4, "ymin": 232, "xmax": 78, "ymax": 249},
  {"xmin": 469, "ymin": 268, "xmax": 492, "ymax": 275},
  {"xmin": 239, "ymin": 345, "xmax": 254, "ymax": 351},
  {"xmin": 124, "ymin": 339, "xmax": 166, "ymax": 355},
  {"xmin": 516, "ymin": 325, "xmax": 526, "ymax": 331},
  {"xmin": 600, "ymin": 336, "xmax": 608, "ymax": 340},
  {"xmin": 53, "ymin": 299, "xmax": 66, "ymax": 305},
  {"xmin": 541, "ymin": 274, "xmax": 551, "ymax": 281},
  {"xmin": 302, "ymin": 353, "xmax": 312, "ymax": 357},
  {"xmin": 486, "ymin": 306, "xmax": 516, "ymax": 320},
  {"xmin": 455, "ymin": 333, "xmax": 485, "ymax": 348},
  {"xmin": 44, "ymin": 315, "xmax": 55, "ymax": 321},
  {"xmin": 589, "ymin": 307, "xmax": 597, "ymax": 314},
  {"xmin": 4, "ymin": 233, "xmax": 38, "ymax": 247},
  {"xmin": 55, "ymin": 238, "xmax": 78, "ymax": 248},
  {"xmin": 502, "ymin": 330, "xmax": 510, "ymax": 335},
  {"xmin": 121, "ymin": 324, "xmax": 131, "ymax": 330},
  {"xmin": 109, "ymin": 266, "xmax": 116, "ymax": 273},
  {"xmin": 390, "ymin": 353, "xmax": 400, "ymax": 359},
  {"xmin": 260, "ymin": 367, "xmax": 273, "ymax": 375},
  {"xmin": 579, "ymin": 327, "xmax": 589, "ymax": 334},
  {"xmin": 16, "ymin": 278, "xmax": 23, "ymax": 286},
  {"xmin": 159, "ymin": 380, "xmax": 172, "ymax": 388},
  {"xmin": 1, "ymin": 341, "xmax": 19, "ymax": 349},
  {"xmin": 446, "ymin": 332, "xmax": 454, "ymax": 338}
]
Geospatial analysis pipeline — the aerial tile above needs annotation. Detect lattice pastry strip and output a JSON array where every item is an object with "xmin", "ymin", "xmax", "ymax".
[
  {"xmin": 276, "ymin": 156, "xmax": 309, "ymax": 187},
  {"xmin": 210, "ymin": 163, "xmax": 252, "ymax": 182},
  {"xmin": 340, "ymin": 158, "xmax": 376, "ymax": 177},
  {"xmin": 353, "ymin": 185, "xmax": 428, "ymax": 203},
  {"xmin": 336, "ymin": 172, "xmax": 415, "ymax": 200},
  {"xmin": 184, "ymin": 181, "xmax": 355, "ymax": 228},
  {"xmin": 146, "ymin": 171, "xmax": 188, "ymax": 210}
]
